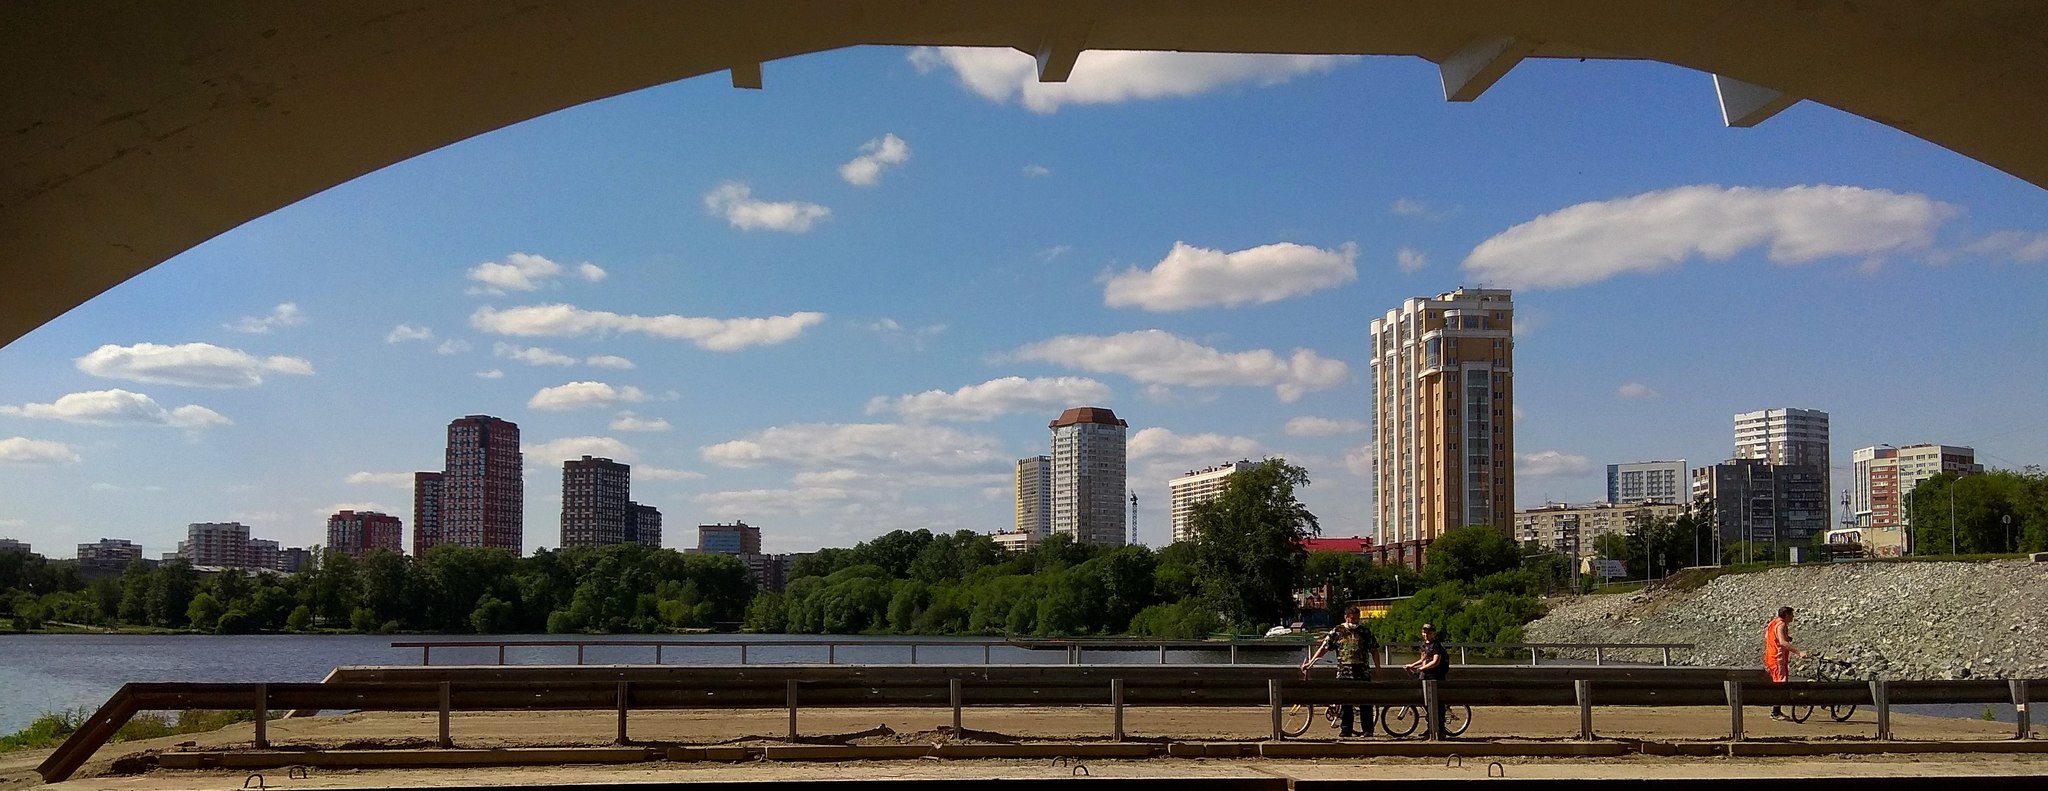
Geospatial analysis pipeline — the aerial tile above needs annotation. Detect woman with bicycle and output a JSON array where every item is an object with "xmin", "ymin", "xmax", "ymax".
[{"xmin": 1764, "ymin": 606, "xmax": 1810, "ymax": 721}]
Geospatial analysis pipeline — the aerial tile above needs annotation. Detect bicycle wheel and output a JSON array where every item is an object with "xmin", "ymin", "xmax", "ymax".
[
  {"xmin": 1281, "ymin": 703, "xmax": 1316, "ymax": 738},
  {"xmin": 1828, "ymin": 704, "xmax": 1857, "ymax": 722},
  {"xmin": 1788, "ymin": 704, "xmax": 1815, "ymax": 723},
  {"xmin": 1440, "ymin": 705, "xmax": 1473, "ymax": 737},
  {"xmin": 1380, "ymin": 705, "xmax": 1420, "ymax": 737}
]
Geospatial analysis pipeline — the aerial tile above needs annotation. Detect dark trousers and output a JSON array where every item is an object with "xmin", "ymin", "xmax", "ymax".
[
  {"xmin": 1337, "ymin": 663, "xmax": 1375, "ymax": 735},
  {"xmin": 1422, "ymin": 671, "xmax": 1449, "ymax": 737}
]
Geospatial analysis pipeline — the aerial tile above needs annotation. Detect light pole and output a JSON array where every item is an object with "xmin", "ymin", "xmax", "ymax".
[
  {"xmin": 1949, "ymin": 477, "xmax": 1959, "ymax": 556},
  {"xmin": 2004, "ymin": 514, "xmax": 2014, "ymax": 553}
]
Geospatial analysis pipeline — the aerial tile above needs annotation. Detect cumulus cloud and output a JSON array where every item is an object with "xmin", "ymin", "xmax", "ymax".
[
  {"xmin": 1462, "ymin": 185, "xmax": 1959, "ymax": 289},
  {"xmin": 528, "ymin": 381, "xmax": 648, "ymax": 411},
  {"xmin": 1966, "ymin": 230, "xmax": 2048, "ymax": 263},
  {"xmin": 75, "ymin": 342, "xmax": 313, "ymax": 388},
  {"xmin": 866, "ymin": 376, "xmax": 1112, "ymax": 422},
  {"xmin": 471, "ymin": 304, "xmax": 825, "ymax": 351},
  {"xmin": 345, "ymin": 472, "xmax": 415, "ymax": 488},
  {"xmin": 1023, "ymin": 164, "xmax": 1053, "ymax": 178},
  {"xmin": 839, "ymin": 133, "xmax": 911, "ymax": 186},
  {"xmin": 476, "ymin": 369, "xmax": 505, "ymax": 380},
  {"xmin": 585, "ymin": 355, "xmax": 635, "ymax": 370},
  {"xmin": 637, "ymin": 466, "xmax": 704, "ymax": 481},
  {"xmin": 1012, "ymin": 330, "xmax": 1347, "ymax": 402},
  {"xmin": 1284, "ymin": 416, "xmax": 1368, "ymax": 437},
  {"xmin": 1617, "ymin": 382, "xmax": 1661, "ymax": 400},
  {"xmin": 609, "ymin": 412, "xmax": 671, "ymax": 432},
  {"xmin": 1396, "ymin": 247, "xmax": 1428, "ymax": 274},
  {"xmin": 436, "ymin": 339, "xmax": 472, "ymax": 355},
  {"xmin": 0, "ymin": 437, "xmax": 81, "ymax": 465},
  {"xmin": 1390, "ymin": 198, "xmax": 1438, "ymax": 218},
  {"xmin": 525, "ymin": 436, "xmax": 636, "ymax": 464},
  {"xmin": 1344, "ymin": 443, "xmax": 1375, "ymax": 478},
  {"xmin": 0, "ymin": 389, "xmax": 230, "ymax": 428},
  {"xmin": 466, "ymin": 252, "xmax": 603, "ymax": 294},
  {"xmin": 1517, "ymin": 450, "xmax": 1593, "ymax": 479},
  {"xmin": 386, "ymin": 324, "xmax": 434, "ymax": 343},
  {"xmin": 907, "ymin": 47, "xmax": 1344, "ymax": 113},
  {"xmin": 703, "ymin": 182, "xmax": 830, "ymax": 233},
  {"xmin": 226, "ymin": 303, "xmax": 304, "ymax": 334},
  {"xmin": 1128, "ymin": 427, "xmax": 1261, "ymax": 462},
  {"xmin": 865, "ymin": 318, "xmax": 948, "ymax": 351},
  {"xmin": 493, "ymin": 342, "xmax": 576, "ymax": 366},
  {"xmin": 1103, "ymin": 241, "xmax": 1357, "ymax": 311},
  {"xmin": 702, "ymin": 423, "xmax": 1004, "ymax": 469},
  {"xmin": 696, "ymin": 486, "xmax": 888, "ymax": 518}
]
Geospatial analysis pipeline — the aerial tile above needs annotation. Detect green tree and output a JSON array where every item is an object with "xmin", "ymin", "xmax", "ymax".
[
  {"xmin": 1189, "ymin": 458, "xmax": 1319, "ymax": 628},
  {"xmin": 185, "ymin": 592, "xmax": 224, "ymax": 631},
  {"xmin": 470, "ymin": 594, "xmax": 515, "ymax": 634},
  {"xmin": 1422, "ymin": 525, "xmax": 1520, "ymax": 584},
  {"xmin": 285, "ymin": 604, "xmax": 314, "ymax": 632}
]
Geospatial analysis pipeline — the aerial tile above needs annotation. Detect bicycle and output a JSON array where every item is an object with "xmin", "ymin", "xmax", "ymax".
[
  {"xmin": 1787, "ymin": 656, "xmax": 1859, "ymax": 724},
  {"xmin": 1281, "ymin": 669, "xmax": 1471, "ymax": 739}
]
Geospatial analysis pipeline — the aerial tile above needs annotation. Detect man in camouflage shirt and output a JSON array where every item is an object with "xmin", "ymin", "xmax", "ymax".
[{"xmin": 1301, "ymin": 606, "xmax": 1380, "ymax": 736}]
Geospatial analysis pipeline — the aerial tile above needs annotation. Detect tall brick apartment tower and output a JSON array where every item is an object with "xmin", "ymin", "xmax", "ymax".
[{"xmin": 440, "ymin": 415, "xmax": 523, "ymax": 553}]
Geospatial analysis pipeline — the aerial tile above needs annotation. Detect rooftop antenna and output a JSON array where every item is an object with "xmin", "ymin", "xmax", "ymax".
[{"xmin": 1130, "ymin": 493, "xmax": 1139, "ymax": 547}]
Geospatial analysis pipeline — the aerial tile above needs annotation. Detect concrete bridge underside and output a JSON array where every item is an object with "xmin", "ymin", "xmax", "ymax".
[{"xmin": 5, "ymin": 1, "xmax": 2047, "ymax": 346}]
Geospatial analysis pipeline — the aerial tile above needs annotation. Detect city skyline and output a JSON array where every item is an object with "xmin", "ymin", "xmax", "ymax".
[{"xmin": 3, "ymin": 47, "xmax": 2046, "ymax": 557}]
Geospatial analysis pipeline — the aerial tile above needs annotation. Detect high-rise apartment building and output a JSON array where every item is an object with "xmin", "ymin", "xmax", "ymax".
[
  {"xmin": 627, "ymin": 502, "xmax": 662, "ymax": 547},
  {"xmin": 1607, "ymin": 460, "xmax": 1688, "ymax": 505},
  {"xmin": 1014, "ymin": 456, "xmax": 1051, "ymax": 536},
  {"xmin": 439, "ymin": 415, "xmax": 523, "ymax": 553},
  {"xmin": 1168, "ymin": 460, "xmax": 1255, "ymax": 543},
  {"xmin": 177, "ymin": 522, "xmax": 250, "ymax": 567},
  {"xmin": 247, "ymin": 538, "xmax": 281, "ymax": 571},
  {"xmin": 77, "ymin": 538, "xmax": 142, "ymax": 567},
  {"xmin": 1691, "ymin": 459, "xmax": 1829, "ymax": 549},
  {"xmin": 1852, "ymin": 444, "xmax": 1981, "ymax": 531},
  {"xmin": 698, "ymin": 521, "xmax": 761, "ymax": 554},
  {"xmin": 0, "ymin": 538, "xmax": 32, "ymax": 555},
  {"xmin": 1369, "ymin": 287, "xmax": 1516, "ymax": 557},
  {"xmin": 1049, "ymin": 406, "xmax": 1128, "ymax": 546},
  {"xmin": 327, "ymin": 510, "xmax": 403, "ymax": 559},
  {"xmin": 560, "ymin": 455, "xmax": 631, "ymax": 547},
  {"xmin": 1734, "ymin": 408, "xmax": 1830, "ymax": 520},
  {"xmin": 412, "ymin": 471, "xmax": 443, "ymax": 557}
]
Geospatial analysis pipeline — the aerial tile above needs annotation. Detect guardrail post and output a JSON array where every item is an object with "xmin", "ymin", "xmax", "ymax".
[
  {"xmin": 1575, "ymin": 679, "xmax": 1593, "ymax": 740},
  {"xmin": 1382, "ymin": 645, "xmax": 1391, "ymax": 666},
  {"xmin": 1159, "ymin": 644, "xmax": 1167, "ymax": 664},
  {"xmin": 1460, "ymin": 646, "xmax": 1468, "ymax": 664},
  {"xmin": 1662, "ymin": 647, "xmax": 1672, "ymax": 666},
  {"xmin": 2013, "ymin": 680, "xmax": 2031, "ymax": 740},
  {"xmin": 911, "ymin": 644, "xmax": 919, "ymax": 664},
  {"xmin": 437, "ymin": 682, "xmax": 452, "ymax": 748},
  {"xmin": 828, "ymin": 644, "xmax": 836, "ymax": 664},
  {"xmin": 741, "ymin": 644, "xmax": 749, "ymax": 665},
  {"xmin": 1724, "ymin": 680, "xmax": 1744, "ymax": 742},
  {"xmin": 422, "ymin": 645, "xmax": 431, "ymax": 666},
  {"xmin": 1267, "ymin": 679, "xmax": 1283, "ymax": 741},
  {"xmin": 983, "ymin": 644, "xmax": 992, "ymax": 665},
  {"xmin": 1530, "ymin": 647, "xmax": 1540, "ymax": 666},
  {"xmin": 615, "ymin": 681, "xmax": 630, "ymax": 745},
  {"xmin": 654, "ymin": 645, "xmax": 663, "ymax": 665},
  {"xmin": 498, "ymin": 644, "xmax": 506, "ymax": 665},
  {"xmin": 1870, "ymin": 679, "xmax": 1890, "ymax": 740},
  {"xmin": 1594, "ymin": 647, "xmax": 1605, "ymax": 666},
  {"xmin": 950, "ymin": 678, "xmax": 963, "ymax": 735},
  {"xmin": 1112, "ymin": 678, "xmax": 1126, "ymax": 741},
  {"xmin": 254, "ymin": 683, "xmax": 268, "ymax": 749},
  {"xmin": 1231, "ymin": 644, "xmax": 1239, "ymax": 665},
  {"xmin": 786, "ymin": 679, "xmax": 799, "ymax": 741},
  {"xmin": 1422, "ymin": 679, "xmax": 1441, "ymax": 742}
]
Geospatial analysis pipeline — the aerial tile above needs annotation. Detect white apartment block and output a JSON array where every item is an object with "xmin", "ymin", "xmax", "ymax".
[
  {"xmin": 176, "ymin": 522, "xmax": 250, "ymax": 567},
  {"xmin": 1515, "ymin": 501, "xmax": 1683, "ymax": 562},
  {"xmin": 1169, "ymin": 460, "xmax": 1255, "ymax": 543},
  {"xmin": 992, "ymin": 530, "xmax": 1039, "ymax": 553},
  {"xmin": 1014, "ymin": 455, "xmax": 1050, "ymax": 536},
  {"xmin": 1735, "ymin": 407, "xmax": 1831, "ymax": 523},
  {"xmin": 1607, "ymin": 460, "xmax": 1688, "ymax": 505},
  {"xmin": 1049, "ymin": 407, "xmax": 1128, "ymax": 546},
  {"xmin": 1851, "ymin": 443, "xmax": 1982, "ymax": 529},
  {"xmin": 1369, "ymin": 287, "xmax": 1516, "ymax": 547},
  {"xmin": 77, "ymin": 538, "xmax": 143, "ymax": 565}
]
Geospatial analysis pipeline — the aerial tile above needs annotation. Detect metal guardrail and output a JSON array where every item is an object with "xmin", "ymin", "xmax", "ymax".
[
  {"xmin": 37, "ymin": 666, "xmax": 2040, "ymax": 783},
  {"xmin": 388, "ymin": 639, "xmax": 1696, "ymax": 667}
]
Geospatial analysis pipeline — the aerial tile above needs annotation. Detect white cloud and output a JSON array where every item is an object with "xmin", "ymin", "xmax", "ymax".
[
  {"xmin": 435, "ymin": 339, "xmax": 471, "ymax": 355},
  {"xmin": 1517, "ymin": 450, "xmax": 1593, "ymax": 479},
  {"xmin": 907, "ymin": 47, "xmax": 1344, "ymax": 113},
  {"xmin": 866, "ymin": 376, "xmax": 1112, "ymax": 422},
  {"xmin": 609, "ymin": 412, "xmax": 671, "ymax": 432},
  {"xmin": 226, "ymin": 303, "xmax": 305, "ymax": 334},
  {"xmin": 1462, "ymin": 185, "xmax": 1959, "ymax": 289},
  {"xmin": 696, "ymin": 486, "xmax": 888, "ymax": 518},
  {"xmin": 839, "ymin": 133, "xmax": 911, "ymax": 186},
  {"xmin": 0, "ymin": 437, "xmax": 80, "ymax": 465},
  {"xmin": 1284, "ymin": 416, "xmax": 1368, "ymax": 437},
  {"xmin": 703, "ymin": 182, "xmax": 830, "ymax": 233},
  {"xmin": 525, "ymin": 436, "xmax": 636, "ymax": 464},
  {"xmin": 1036, "ymin": 245, "xmax": 1072, "ymax": 262},
  {"xmin": 528, "ymin": 381, "xmax": 648, "ymax": 411},
  {"xmin": 1128, "ymin": 427, "xmax": 1261, "ymax": 462},
  {"xmin": 0, "ymin": 389, "xmax": 230, "ymax": 428},
  {"xmin": 1617, "ymin": 382, "xmax": 1661, "ymax": 400},
  {"xmin": 1390, "ymin": 198, "xmax": 1437, "ymax": 218},
  {"xmin": 585, "ymin": 355, "xmax": 636, "ymax": 370},
  {"xmin": 386, "ymin": 324, "xmax": 434, "ymax": 343},
  {"xmin": 75, "ymin": 342, "xmax": 313, "ymax": 388},
  {"xmin": 345, "ymin": 472, "xmax": 415, "ymax": 488},
  {"xmin": 1396, "ymin": 247, "xmax": 1428, "ymax": 274},
  {"xmin": 1344, "ymin": 443, "xmax": 1375, "ymax": 478},
  {"xmin": 472, "ymin": 304, "xmax": 826, "ymax": 351},
  {"xmin": 1012, "ymin": 330, "xmax": 1347, "ymax": 402},
  {"xmin": 791, "ymin": 468, "xmax": 1006, "ymax": 491},
  {"xmin": 1103, "ymin": 241, "xmax": 1357, "ymax": 311},
  {"xmin": 1023, "ymin": 164, "xmax": 1053, "ymax": 178},
  {"xmin": 476, "ymin": 369, "xmax": 505, "ymax": 380},
  {"xmin": 702, "ymin": 423, "xmax": 1004, "ymax": 469},
  {"xmin": 637, "ymin": 466, "xmax": 704, "ymax": 481},
  {"xmin": 864, "ymin": 318, "xmax": 947, "ymax": 351},
  {"xmin": 493, "ymin": 342, "xmax": 576, "ymax": 366},
  {"xmin": 1966, "ymin": 230, "xmax": 2048, "ymax": 263},
  {"xmin": 466, "ymin": 252, "xmax": 603, "ymax": 294}
]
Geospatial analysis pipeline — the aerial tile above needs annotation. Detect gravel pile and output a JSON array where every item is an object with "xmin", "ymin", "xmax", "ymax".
[{"xmin": 1525, "ymin": 560, "xmax": 2048, "ymax": 680}]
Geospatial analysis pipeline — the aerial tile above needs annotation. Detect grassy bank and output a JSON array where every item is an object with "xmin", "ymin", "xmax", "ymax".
[{"xmin": 0, "ymin": 709, "xmax": 267, "ymax": 753}]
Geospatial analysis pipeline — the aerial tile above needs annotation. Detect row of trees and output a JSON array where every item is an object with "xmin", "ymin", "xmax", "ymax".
[{"xmin": 1905, "ymin": 468, "xmax": 2048, "ymax": 555}]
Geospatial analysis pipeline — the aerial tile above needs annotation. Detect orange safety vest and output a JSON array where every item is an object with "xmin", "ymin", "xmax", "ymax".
[{"xmin": 1763, "ymin": 616, "xmax": 1786, "ymax": 664}]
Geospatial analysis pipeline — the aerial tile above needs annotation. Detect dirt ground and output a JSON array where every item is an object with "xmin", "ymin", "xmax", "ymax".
[{"xmin": 6, "ymin": 705, "xmax": 2041, "ymax": 790}]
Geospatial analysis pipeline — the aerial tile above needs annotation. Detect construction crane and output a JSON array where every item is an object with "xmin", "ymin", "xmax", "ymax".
[{"xmin": 1129, "ymin": 493, "xmax": 1139, "ymax": 547}]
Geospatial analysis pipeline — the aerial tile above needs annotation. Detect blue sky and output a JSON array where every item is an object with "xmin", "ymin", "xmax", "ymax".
[{"xmin": 3, "ymin": 47, "xmax": 2045, "ymax": 557}]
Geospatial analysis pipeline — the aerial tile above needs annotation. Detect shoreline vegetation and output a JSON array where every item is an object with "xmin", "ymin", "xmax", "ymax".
[{"xmin": 0, "ymin": 710, "xmax": 268, "ymax": 753}]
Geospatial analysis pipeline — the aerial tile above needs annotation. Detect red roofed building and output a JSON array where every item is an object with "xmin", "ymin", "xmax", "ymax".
[{"xmin": 1301, "ymin": 536, "xmax": 1374, "ymax": 555}]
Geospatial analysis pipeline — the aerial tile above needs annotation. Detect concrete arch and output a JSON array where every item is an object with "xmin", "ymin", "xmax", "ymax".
[{"xmin": 5, "ymin": 1, "xmax": 2045, "ymax": 346}]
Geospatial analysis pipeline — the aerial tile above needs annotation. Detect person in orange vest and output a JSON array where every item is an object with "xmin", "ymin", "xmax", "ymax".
[{"xmin": 1764, "ymin": 606, "xmax": 1809, "ymax": 720}]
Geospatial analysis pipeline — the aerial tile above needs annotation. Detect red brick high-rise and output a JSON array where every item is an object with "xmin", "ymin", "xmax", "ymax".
[
  {"xmin": 412, "ymin": 471, "xmax": 442, "ymax": 556},
  {"xmin": 440, "ymin": 415, "xmax": 523, "ymax": 553},
  {"xmin": 327, "ymin": 510, "xmax": 403, "ymax": 559},
  {"xmin": 560, "ymin": 455, "xmax": 631, "ymax": 547}
]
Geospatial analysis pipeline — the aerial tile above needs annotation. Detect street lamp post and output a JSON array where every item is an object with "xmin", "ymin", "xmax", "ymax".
[{"xmin": 1950, "ymin": 478, "xmax": 1959, "ymax": 556}]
